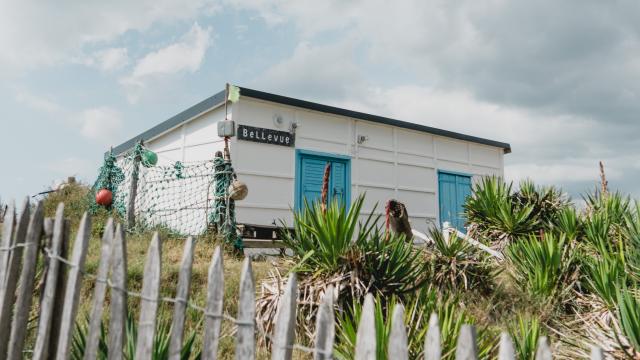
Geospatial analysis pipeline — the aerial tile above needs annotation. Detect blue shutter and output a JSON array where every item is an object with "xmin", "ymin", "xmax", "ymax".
[
  {"xmin": 330, "ymin": 161, "xmax": 346, "ymax": 205},
  {"xmin": 300, "ymin": 157, "xmax": 327, "ymax": 207},
  {"xmin": 297, "ymin": 151, "xmax": 350, "ymax": 210},
  {"xmin": 438, "ymin": 172, "xmax": 472, "ymax": 231}
]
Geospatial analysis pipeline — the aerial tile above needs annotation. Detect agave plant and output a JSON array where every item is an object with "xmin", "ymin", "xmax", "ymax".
[
  {"xmin": 508, "ymin": 314, "xmax": 544, "ymax": 360},
  {"xmin": 424, "ymin": 228, "xmax": 496, "ymax": 293},
  {"xmin": 506, "ymin": 233, "xmax": 578, "ymax": 304},
  {"xmin": 333, "ymin": 288, "xmax": 496, "ymax": 360}
]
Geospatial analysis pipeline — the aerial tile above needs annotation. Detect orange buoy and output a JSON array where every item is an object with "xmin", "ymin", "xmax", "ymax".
[{"xmin": 95, "ymin": 188, "xmax": 113, "ymax": 206}]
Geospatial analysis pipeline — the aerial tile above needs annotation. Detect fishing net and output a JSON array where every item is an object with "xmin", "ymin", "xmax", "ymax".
[{"xmin": 90, "ymin": 144, "xmax": 242, "ymax": 245}]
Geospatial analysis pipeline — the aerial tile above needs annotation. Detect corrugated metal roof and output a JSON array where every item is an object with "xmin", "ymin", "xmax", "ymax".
[{"xmin": 111, "ymin": 86, "xmax": 511, "ymax": 155}]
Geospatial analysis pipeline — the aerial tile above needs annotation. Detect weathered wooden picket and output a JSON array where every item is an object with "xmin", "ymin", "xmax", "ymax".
[{"xmin": 0, "ymin": 200, "xmax": 607, "ymax": 359}]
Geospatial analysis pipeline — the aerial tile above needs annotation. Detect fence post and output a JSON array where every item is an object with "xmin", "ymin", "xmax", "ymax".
[
  {"xmin": 56, "ymin": 213, "xmax": 92, "ymax": 360},
  {"xmin": 84, "ymin": 218, "xmax": 114, "ymax": 360},
  {"xmin": 203, "ymin": 246, "xmax": 224, "ymax": 360},
  {"xmin": 32, "ymin": 203, "xmax": 64, "ymax": 360},
  {"xmin": 498, "ymin": 332, "xmax": 515, "ymax": 360},
  {"xmin": 0, "ymin": 197, "xmax": 30, "ymax": 358},
  {"xmin": 389, "ymin": 304, "xmax": 409, "ymax": 360},
  {"xmin": 7, "ymin": 201, "xmax": 44, "ymax": 360},
  {"xmin": 271, "ymin": 272, "xmax": 298, "ymax": 360},
  {"xmin": 424, "ymin": 313, "xmax": 441, "ymax": 360},
  {"xmin": 354, "ymin": 294, "xmax": 376, "ymax": 360},
  {"xmin": 135, "ymin": 232, "xmax": 162, "ymax": 360},
  {"xmin": 127, "ymin": 140, "xmax": 143, "ymax": 229},
  {"xmin": 0, "ymin": 200, "xmax": 15, "ymax": 289},
  {"xmin": 48, "ymin": 219, "xmax": 71, "ymax": 358},
  {"xmin": 314, "ymin": 285, "xmax": 335, "ymax": 360},
  {"xmin": 535, "ymin": 337, "xmax": 552, "ymax": 360},
  {"xmin": 236, "ymin": 257, "xmax": 256, "ymax": 360},
  {"xmin": 108, "ymin": 224, "xmax": 128, "ymax": 360},
  {"xmin": 455, "ymin": 325, "xmax": 478, "ymax": 360},
  {"xmin": 168, "ymin": 236, "xmax": 195, "ymax": 360}
]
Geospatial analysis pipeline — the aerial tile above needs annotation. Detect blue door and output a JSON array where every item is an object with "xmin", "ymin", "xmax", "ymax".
[
  {"xmin": 296, "ymin": 150, "xmax": 350, "ymax": 210},
  {"xmin": 438, "ymin": 171, "xmax": 472, "ymax": 231}
]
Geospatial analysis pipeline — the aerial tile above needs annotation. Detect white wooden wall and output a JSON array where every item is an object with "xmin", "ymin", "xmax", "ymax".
[
  {"xmin": 127, "ymin": 96, "xmax": 504, "ymax": 235},
  {"xmin": 231, "ymin": 98, "xmax": 504, "ymax": 235}
]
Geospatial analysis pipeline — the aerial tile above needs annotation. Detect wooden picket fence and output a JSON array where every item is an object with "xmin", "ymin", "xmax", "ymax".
[{"xmin": 0, "ymin": 199, "xmax": 607, "ymax": 359}]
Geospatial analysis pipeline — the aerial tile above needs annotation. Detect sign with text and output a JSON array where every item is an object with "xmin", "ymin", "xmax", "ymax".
[{"xmin": 237, "ymin": 125, "xmax": 295, "ymax": 147}]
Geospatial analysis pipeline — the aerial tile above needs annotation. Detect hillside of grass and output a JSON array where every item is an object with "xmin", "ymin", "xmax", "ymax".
[
  {"xmin": 37, "ymin": 183, "xmax": 294, "ymax": 359},
  {"xmin": 15, "ymin": 176, "xmax": 640, "ymax": 359}
]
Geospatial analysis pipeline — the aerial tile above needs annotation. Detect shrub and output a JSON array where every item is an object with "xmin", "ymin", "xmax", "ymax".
[
  {"xmin": 350, "ymin": 228, "xmax": 429, "ymax": 297},
  {"xmin": 333, "ymin": 289, "xmax": 496, "ymax": 360},
  {"xmin": 509, "ymin": 314, "xmax": 544, "ymax": 360},
  {"xmin": 424, "ymin": 228, "xmax": 496, "ymax": 294},
  {"xmin": 506, "ymin": 233, "xmax": 578, "ymax": 303},
  {"xmin": 465, "ymin": 177, "xmax": 569, "ymax": 246},
  {"xmin": 582, "ymin": 254, "xmax": 626, "ymax": 309},
  {"xmin": 70, "ymin": 313, "xmax": 199, "ymax": 360},
  {"xmin": 616, "ymin": 287, "xmax": 640, "ymax": 355},
  {"xmin": 282, "ymin": 194, "xmax": 374, "ymax": 274}
]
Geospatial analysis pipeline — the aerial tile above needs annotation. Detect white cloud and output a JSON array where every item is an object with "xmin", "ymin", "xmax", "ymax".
[
  {"xmin": 256, "ymin": 40, "xmax": 364, "ymax": 100},
  {"xmin": 14, "ymin": 91, "xmax": 62, "ymax": 113},
  {"xmin": 0, "ymin": 0, "xmax": 220, "ymax": 71},
  {"xmin": 78, "ymin": 107, "xmax": 124, "ymax": 144},
  {"xmin": 120, "ymin": 22, "xmax": 213, "ymax": 103},
  {"xmin": 76, "ymin": 48, "xmax": 130, "ymax": 72},
  {"xmin": 46, "ymin": 157, "xmax": 94, "ymax": 178}
]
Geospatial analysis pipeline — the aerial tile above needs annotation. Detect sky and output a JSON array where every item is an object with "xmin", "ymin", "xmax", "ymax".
[{"xmin": 1, "ymin": 0, "xmax": 639, "ymax": 203}]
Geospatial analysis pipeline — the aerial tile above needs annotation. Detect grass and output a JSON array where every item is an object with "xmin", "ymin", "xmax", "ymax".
[{"xmin": 15, "ymin": 183, "xmax": 298, "ymax": 359}]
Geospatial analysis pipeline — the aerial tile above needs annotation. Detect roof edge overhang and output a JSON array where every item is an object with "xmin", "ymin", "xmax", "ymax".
[
  {"xmin": 110, "ymin": 86, "xmax": 512, "ymax": 156},
  {"xmin": 110, "ymin": 89, "xmax": 226, "ymax": 156}
]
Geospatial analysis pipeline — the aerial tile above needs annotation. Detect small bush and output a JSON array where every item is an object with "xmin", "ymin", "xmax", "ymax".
[
  {"xmin": 424, "ymin": 228, "xmax": 496, "ymax": 294},
  {"xmin": 506, "ymin": 233, "xmax": 578, "ymax": 304},
  {"xmin": 509, "ymin": 314, "xmax": 544, "ymax": 360},
  {"xmin": 333, "ymin": 289, "xmax": 496, "ymax": 360},
  {"xmin": 616, "ymin": 287, "xmax": 640, "ymax": 355},
  {"xmin": 465, "ymin": 177, "xmax": 569, "ymax": 246}
]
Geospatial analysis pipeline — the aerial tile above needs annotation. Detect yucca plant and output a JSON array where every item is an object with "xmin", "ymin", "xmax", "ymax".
[
  {"xmin": 508, "ymin": 314, "xmax": 544, "ymax": 360},
  {"xmin": 624, "ymin": 201, "xmax": 640, "ymax": 281},
  {"xmin": 282, "ymin": 194, "xmax": 375, "ymax": 274},
  {"xmin": 516, "ymin": 180, "xmax": 569, "ymax": 227},
  {"xmin": 465, "ymin": 177, "xmax": 570, "ymax": 247},
  {"xmin": 425, "ymin": 228, "xmax": 496, "ymax": 293},
  {"xmin": 583, "ymin": 254, "xmax": 627, "ymax": 309},
  {"xmin": 506, "ymin": 233, "xmax": 578, "ymax": 303},
  {"xmin": 552, "ymin": 206, "xmax": 581, "ymax": 241},
  {"xmin": 333, "ymin": 289, "xmax": 496, "ymax": 360},
  {"xmin": 615, "ymin": 286, "xmax": 640, "ymax": 357},
  {"xmin": 350, "ymin": 228, "xmax": 429, "ymax": 297},
  {"xmin": 70, "ymin": 312, "xmax": 199, "ymax": 360}
]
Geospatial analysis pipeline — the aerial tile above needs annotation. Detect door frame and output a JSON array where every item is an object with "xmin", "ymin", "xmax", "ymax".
[
  {"xmin": 437, "ymin": 169, "xmax": 473, "ymax": 229},
  {"xmin": 294, "ymin": 149, "xmax": 351, "ymax": 211}
]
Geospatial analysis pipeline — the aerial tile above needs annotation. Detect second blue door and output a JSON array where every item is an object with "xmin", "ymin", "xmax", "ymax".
[
  {"xmin": 438, "ymin": 171, "xmax": 472, "ymax": 231},
  {"xmin": 297, "ymin": 151, "xmax": 349, "ymax": 209}
]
